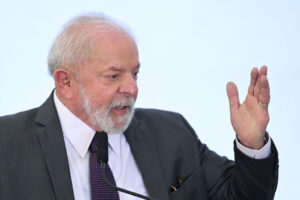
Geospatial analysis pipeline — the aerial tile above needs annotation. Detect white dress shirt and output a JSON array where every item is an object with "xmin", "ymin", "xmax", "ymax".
[{"xmin": 53, "ymin": 92, "xmax": 271, "ymax": 200}]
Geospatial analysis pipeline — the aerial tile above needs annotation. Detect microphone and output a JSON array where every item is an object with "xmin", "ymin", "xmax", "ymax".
[{"xmin": 96, "ymin": 132, "xmax": 160, "ymax": 200}]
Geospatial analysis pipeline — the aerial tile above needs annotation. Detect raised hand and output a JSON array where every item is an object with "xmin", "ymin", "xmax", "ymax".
[{"xmin": 226, "ymin": 66, "xmax": 270, "ymax": 149}]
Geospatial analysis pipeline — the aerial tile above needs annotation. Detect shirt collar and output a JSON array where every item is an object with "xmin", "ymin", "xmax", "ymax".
[
  {"xmin": 108, "ymin": 134, "xmax": 121, "ymax": 158},
  {"xmin": 53, "ymin": 91, "xmax": 121, "ymax": 158}
]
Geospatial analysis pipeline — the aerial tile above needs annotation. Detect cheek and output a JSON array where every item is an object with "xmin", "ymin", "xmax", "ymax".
[
  {"xmin": 71, "ymin": 95, "xmax": 85, "ymax": 114},
  {"xmin": 89, "ymin": 91, "xmax": 117, "ymax": 107}
]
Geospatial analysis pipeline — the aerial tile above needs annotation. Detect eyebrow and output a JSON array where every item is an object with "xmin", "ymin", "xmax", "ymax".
[{"xmin": 108, "ymin": 63, "xmax": 140, "ymax": 72}]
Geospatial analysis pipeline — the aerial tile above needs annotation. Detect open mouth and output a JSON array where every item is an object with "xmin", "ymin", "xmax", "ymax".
[
  {"xmin": 115, "ymin": 106, "xmax": 128, "ymax": 109},
  {"xmin": 111, "ymin": 105, "xmax": 131, "ymax": 115}
]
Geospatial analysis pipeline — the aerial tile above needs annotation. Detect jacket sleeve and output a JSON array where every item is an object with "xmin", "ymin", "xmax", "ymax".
[{"xmin": 179, "ymin": 114, "xmax": 279, "ymax": 200}]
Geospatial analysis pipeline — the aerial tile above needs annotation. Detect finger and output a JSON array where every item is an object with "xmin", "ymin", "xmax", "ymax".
[
  {"xmin": 226, "ymin": 82, "xmax": 240, "ymax": 112},
  {"xmin": 258, "ymin": 75, "xmax": 270, "ymax": 107},
  {"xmin": 254, "ymin": 66, "xmax": 268, "ymax": 97},
  {"xmin": 260, "ymin": 65, "xmax": 268, "ymax": 76},
  {"xmin": 248, "ymin": 67, "xmax": 258, "ymax": 96}
]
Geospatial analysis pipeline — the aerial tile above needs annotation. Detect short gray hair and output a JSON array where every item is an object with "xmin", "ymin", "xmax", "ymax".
[{"xmin": 48, "ymin": 12, "xmax": 135, "ymax": 76}]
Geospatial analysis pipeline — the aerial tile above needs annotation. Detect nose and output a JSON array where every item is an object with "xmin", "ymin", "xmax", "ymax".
[{"xmin": 118, "ymin": 75, "xmax": 138, "ymax": 98}]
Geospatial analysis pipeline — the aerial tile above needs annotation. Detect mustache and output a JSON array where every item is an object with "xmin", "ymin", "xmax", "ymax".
[{"xmin": 109, "ymin": 96, "xmax": 135, "ymax": 108}]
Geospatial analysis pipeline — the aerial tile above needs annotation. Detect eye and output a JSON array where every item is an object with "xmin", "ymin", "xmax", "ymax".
[
  {"xmin": 111, "ymin": 74, "xmax": 118, "ymax": 79},
  {"xmin": 105, "ymin": 74, "xmax": 119, "ymax": 81},
  {"xmin": 133, "ymin": 71, "xmax": 139, "ymax": 79},
  {"xmin": 107, "ymin": 74, "xmax": 119, "ymax": 80}
]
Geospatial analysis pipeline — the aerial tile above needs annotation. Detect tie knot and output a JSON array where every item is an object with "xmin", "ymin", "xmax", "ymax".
[{"xmin": 89, "ymin": 131, "xmax": 107, "ymax": 153}]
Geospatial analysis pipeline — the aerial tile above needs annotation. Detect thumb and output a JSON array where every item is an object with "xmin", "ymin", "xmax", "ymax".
[{"xmin": 226, "ymin": 82, "xmax": 240, "ymax": 112}]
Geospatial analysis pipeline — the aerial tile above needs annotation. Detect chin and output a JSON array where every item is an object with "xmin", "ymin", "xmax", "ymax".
[{"xmin": 93, "ymin": 109, "xmax": 134, "ymax": 135}]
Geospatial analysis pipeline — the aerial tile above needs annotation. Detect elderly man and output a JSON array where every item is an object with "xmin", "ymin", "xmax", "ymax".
[{"xmin": 0, "ymin": 13, "xmax": 278, "ymax": 200}]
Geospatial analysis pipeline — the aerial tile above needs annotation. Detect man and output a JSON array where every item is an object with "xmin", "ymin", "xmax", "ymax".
[{"xmin": 0, "ymin": 13, "xmax": 278, "ymax": 200}]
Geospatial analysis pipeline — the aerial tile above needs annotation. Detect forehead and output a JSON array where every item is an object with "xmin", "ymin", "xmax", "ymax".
[{"xmin": 90, "ymin": 30, "xmax": 138, "ymax": 64}]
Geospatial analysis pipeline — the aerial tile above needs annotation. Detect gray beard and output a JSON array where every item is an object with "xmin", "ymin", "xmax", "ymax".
[{"xmin": 78, "ymin": 85, "xmax": 135, "ymax": 134}]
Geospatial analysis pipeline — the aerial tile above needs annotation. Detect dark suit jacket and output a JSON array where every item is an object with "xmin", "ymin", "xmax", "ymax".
[{"xmin": 0, "ymin": 93, "xmax": 278, "ymax": 200}]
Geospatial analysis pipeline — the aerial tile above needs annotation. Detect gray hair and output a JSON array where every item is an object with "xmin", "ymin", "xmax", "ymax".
[{"xmin": 48, "ymin": 12, "xmax": 136, "ymax": 76}]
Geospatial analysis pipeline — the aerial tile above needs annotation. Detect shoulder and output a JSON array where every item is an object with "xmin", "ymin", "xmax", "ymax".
[
  {"xmin": 0, "ymin": 108, "xmax": 38, "ymax": 137},
  {"xmin": 133, "ymin": 108, "xmax": 198, "ymax": 142},
  {"xmin": 0, "ymin": 108, "xmax": 38, "ymax": 120},
  {"xmin": 134, "ymin": 108, "xmax": 182, "ymax": 120},
  {"xmin": 134, "ymin": 108, "xmax": 194, "ymax": 130},
  {"xmin": 0, "ymin": 108, "xmax": 38, "ymax": 124}
]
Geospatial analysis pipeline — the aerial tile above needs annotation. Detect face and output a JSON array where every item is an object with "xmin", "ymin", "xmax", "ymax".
[{"xmin": 71, "ymin": 31, "xmax": 139, "ymax": 134}]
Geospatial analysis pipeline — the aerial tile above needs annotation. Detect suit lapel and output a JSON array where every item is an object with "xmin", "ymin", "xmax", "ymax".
[
  {"xmin": 35, "ymin": 93, "xmax": 75, "ymax": 200},
  {"xmin": 125, "ymin": 118, "xmax": 169, "ymax": 200}
]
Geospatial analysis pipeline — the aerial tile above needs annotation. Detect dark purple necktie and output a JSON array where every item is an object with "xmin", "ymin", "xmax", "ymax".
[{"xmin": 90, "ymin": 132, "xmax": 120, "ymax": 200}]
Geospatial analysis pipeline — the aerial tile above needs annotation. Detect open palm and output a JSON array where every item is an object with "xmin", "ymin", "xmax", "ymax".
[{"xmin": 226, "ymin": 66, "xmax": 270, "ymax": 149}]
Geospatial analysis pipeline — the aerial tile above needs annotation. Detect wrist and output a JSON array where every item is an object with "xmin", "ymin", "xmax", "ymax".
[{"xmin": 237, "ymin": 133, "xmax": 267, "ymax": 150}]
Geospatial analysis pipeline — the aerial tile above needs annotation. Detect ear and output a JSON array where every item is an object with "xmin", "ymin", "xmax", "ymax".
[{"xmin": 53, "ymin": 69, "xmax": 76, "ymax": 99}]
